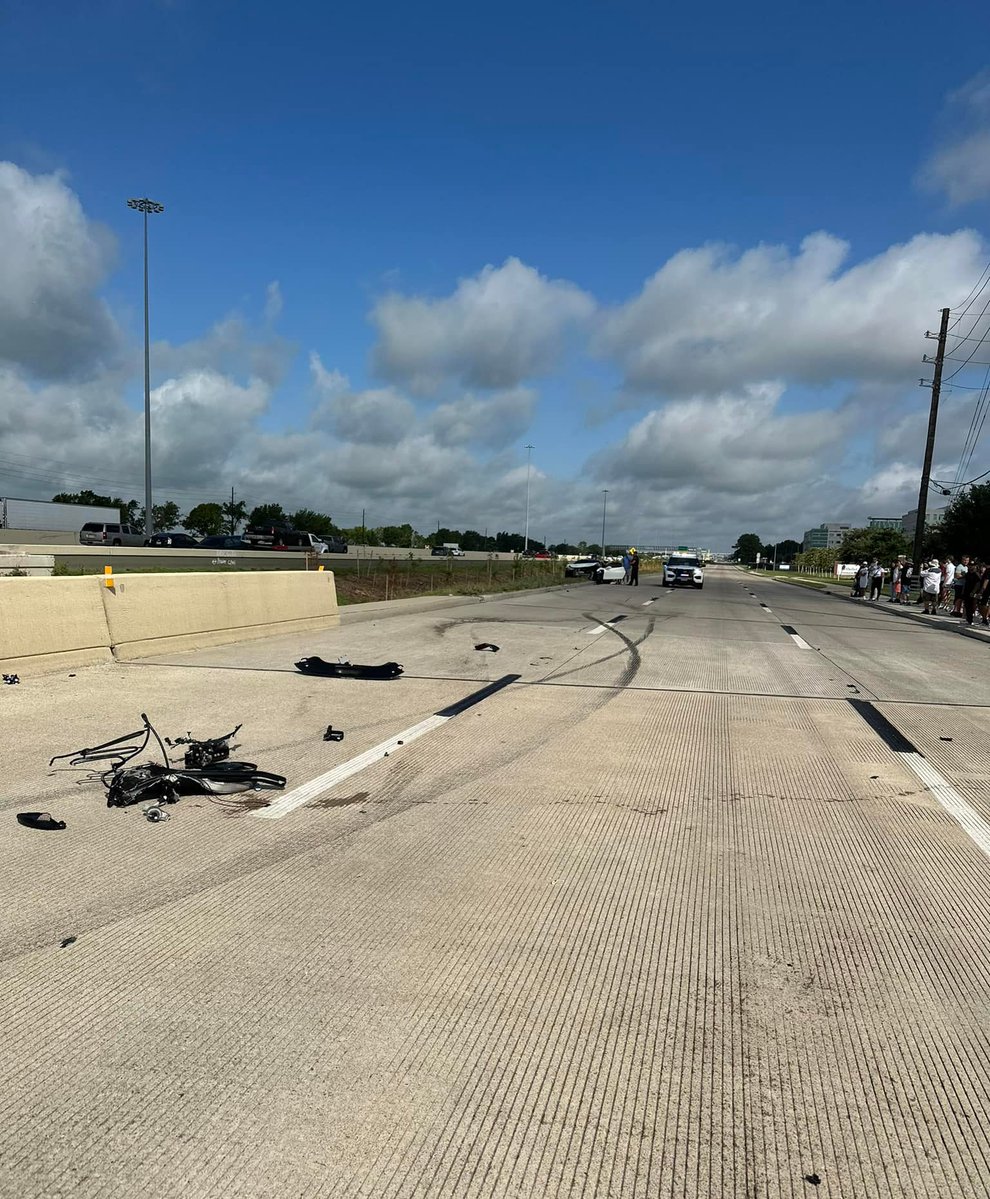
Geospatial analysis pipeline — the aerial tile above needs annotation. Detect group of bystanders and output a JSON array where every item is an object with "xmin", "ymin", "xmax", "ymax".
[{"xmin": 852, "ymin": 554, "xmax": 990, "ymax": 626}]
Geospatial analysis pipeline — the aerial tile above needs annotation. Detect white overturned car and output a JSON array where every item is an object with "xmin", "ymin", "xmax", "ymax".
[
  {"xmin": 663, "ymin": 554, "xmax": 705, "ymax": 589},
  {"xmin": 593, "ymin": 562, "xmax": 626, "ymax": 584}
]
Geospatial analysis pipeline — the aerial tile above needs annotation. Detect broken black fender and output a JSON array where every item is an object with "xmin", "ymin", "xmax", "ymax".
[{"xmin": 294, "ymin": 657, "xmax": 404, "ymax": 680}]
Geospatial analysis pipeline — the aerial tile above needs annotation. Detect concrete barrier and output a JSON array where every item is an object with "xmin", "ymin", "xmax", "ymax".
[
  {"xmin": 0, "ymin": 553, "xmax": 54, "ymax": 577},
  {"xmin": 102, "ymin": 570, "xmax": 340, "ymax": 660},
  {"xmin": 0, "ymin": 576, "xmax": 114, "ymax": 674}
]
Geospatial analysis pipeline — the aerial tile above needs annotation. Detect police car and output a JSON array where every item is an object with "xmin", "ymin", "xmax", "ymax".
[{"xmin": 662, "ymin": 554, "xmax": 705, "ymax": 589}]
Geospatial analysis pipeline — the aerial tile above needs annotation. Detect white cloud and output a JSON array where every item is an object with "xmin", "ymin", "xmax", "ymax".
[
  {"xmin": 309, "ymin": 353, "xmax": 415, "ymax": 445},
  {"xmin": 919, "ymin": 71, "xmax": 990, "ymax": 206},
  {"xmin": 150, "ymin": 315, "xmax": 295, "ymax": 388},
  {"xmin": 591, "ymin": 384, "xmax": 852, "ymax": 495},
  {"xmin": 264, "ymin": 280, "xmax": 283, "ymax": 323},
  {"xmin": 597, "ymin": 231, "xmax": 987, "ymax": 396},
  {"xmin": 0, "ymin": 161, "xmax": 120, "ymax": 378},
  {"xmin": 371, "ymin": 257, "xmax": 594, "ymax": 392},
  {"xmin": 429, "ymin": 388, "xmax": 536, "ymax": 449}
]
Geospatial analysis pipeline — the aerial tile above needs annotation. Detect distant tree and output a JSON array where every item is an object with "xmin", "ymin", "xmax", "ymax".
[
  {"xmin": 460, "ymin": 529, "xmax": 487, "ymax": 551},
  {"xmin": 185, "ymin": 502, "xmax": 224, "ymax": 537},
  {"xmin": 761, "ymin": 538, "xmax": 802, "ymax": 563},
  {"xmin": 837, "ymin": 527, "xmax": 908, "ymax": 564},
  {"xmin": 935, "ymin": 483, "xmax": 990, "ymax": 562},
  {"xmin": 732, "ymin": 533, "xmax": 763, "ymax": 562},
  {"xmin": 376, "ymin": 523, "xmax": 417, "ymax": 547},
  {"xmin": 495, "ymin": 530, "xmax": 525, "ymax": 552},
  {"xmin": 291, "ymin": 508, "xmax": 338, "ymax": 536},
  {"xmin": 551, "ymin": 543, "xmax": 579, "ymax": 555},
  {"xmin": 222, "ymin": 498, "xmax": 248, "ymax": 534},
  {"xmin": 795, "ymin": 547, "xmax": 839, "ymax": 571},
  {"xmin": 52, "ymin": 490, "xmax": 135, "ymax": 522},
  {"xmin": 248, "ymin": 503, "xmax": 287, "ymax": 529},
  {"xmin": 138, "ymin": 500, "xmax": 183, "ymax": 532},
  {"xmin": 430, "ymin": 527, "xmax": 464, "ymax": 547},
  {"xmin": 341, "ymin": 526, "xmax": 381, "ymax": 546}
]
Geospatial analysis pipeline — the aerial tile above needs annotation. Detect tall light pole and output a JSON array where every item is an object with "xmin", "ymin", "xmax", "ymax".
[
  {"xmin": 523, "ymin": 444, "xmax": 534, "ymax": 552},
  {"xmin": 601, "ymin": 489, "xmax": 608, "ymax": 556},
  {"xmin": 127, "ymin": 197, "xmax": 165, "ymax": 538}
]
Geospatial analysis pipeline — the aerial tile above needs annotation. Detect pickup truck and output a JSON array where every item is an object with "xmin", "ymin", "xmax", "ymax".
[{"xmin": 244, "ymin": 526, "xmax": 347, "ymax": 553}]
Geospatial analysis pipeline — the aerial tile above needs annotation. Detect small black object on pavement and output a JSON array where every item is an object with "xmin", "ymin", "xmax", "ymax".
[
  {"xmin": 474, "ymin": 643, "xmax": 500, "ymax": 652},
  {"xmin": 323, "ymin": 725, "xmax": 344, "ymax": 742},
  {"xmin": 3, "ymin": 674, "xmax": 20, "ymax": 685},
  {"xmin": 16, "ymin": 812, "xmax": 66, "ymax": 831}
]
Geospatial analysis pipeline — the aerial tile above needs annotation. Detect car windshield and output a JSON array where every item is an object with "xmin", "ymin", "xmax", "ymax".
[{"xmin": 668, "ymin": 557, "xmax": 700, "ymax": 567}]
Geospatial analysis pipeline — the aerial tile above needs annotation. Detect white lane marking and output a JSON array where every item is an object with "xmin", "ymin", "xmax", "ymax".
[
  {"xmin": 897, "ymin": 753, "xmax": 990, "ymax": 860},
  {"xmin": 641, "ymin": 599, "xmax": 655, "ymax": 606},
  {"xmin": 584, "ymin": 616, "xmax": 626, "ymax": 634},
  {"xmin": 788, "ymin": 632, "xmax": 812, "ymax": 649},
  {"xmin": 256, "ymin": 714, "xmax": 450, "ymax": 820}
]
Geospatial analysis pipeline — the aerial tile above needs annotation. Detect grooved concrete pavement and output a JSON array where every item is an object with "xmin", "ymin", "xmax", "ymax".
[{"xmin": 3, "ymin": 568, "xmax": 990, "ymax": 1196}]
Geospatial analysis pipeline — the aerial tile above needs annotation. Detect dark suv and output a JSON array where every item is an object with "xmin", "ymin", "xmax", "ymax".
[{"xmin": 79, "ymin": 522, "xmax": 145, "ymax": 547}]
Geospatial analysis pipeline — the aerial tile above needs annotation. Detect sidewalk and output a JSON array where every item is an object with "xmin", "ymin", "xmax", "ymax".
[{"xmin": 775, "ymin": 577, "xmax": 990, "ymax": 644}]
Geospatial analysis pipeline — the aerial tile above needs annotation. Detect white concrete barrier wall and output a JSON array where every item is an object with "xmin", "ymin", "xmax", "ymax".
[
  {"xmin": 102, "ymin": 570, "xmax": 340, "ymax": 659},
  {"xmin": 0, "ymin": 576, "xmax": 114, "ymax": 674},
  {"xmin": 0, "ymin": 571, "xmax": 340, "ymax": 674}
]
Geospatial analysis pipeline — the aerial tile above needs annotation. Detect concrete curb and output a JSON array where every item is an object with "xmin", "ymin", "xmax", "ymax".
[{"xmin": 770, "ymin": 576, "xmax": 990, "ymax": 646}]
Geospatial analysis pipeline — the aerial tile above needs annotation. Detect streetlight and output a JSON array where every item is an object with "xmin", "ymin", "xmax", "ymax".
[
  {"xmin": 127, "ymin": 196, "xmax": 165, "ymax": 538},
  {"xmin": 523, "ymin": 444, "xmax": 534, "ymax": 552},
  {"xmin": 601, "ymin": 489, "xmax": 608, "ymax": 556}
]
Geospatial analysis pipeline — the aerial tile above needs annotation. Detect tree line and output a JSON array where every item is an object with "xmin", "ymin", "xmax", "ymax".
[
  {"xmin": 732, "ymin": 485, "xmax": 990, "ymax": 571},
  {"xmin": 50, "ymin": 490, "xmax": 592, "ymax": 552}
]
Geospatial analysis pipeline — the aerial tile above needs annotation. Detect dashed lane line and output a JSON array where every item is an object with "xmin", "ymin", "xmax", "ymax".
[
  {"xmin": 781, "ymin": 623, "xmax": 812, "ymax": 649},
  {"xmin": 256, "ymin": 674, "xmax": 521, "ymax": 820},
  {"xmin": 584, "ymin": 614, "xmax": 629, "ymax": 635},
  {"xmin": 849, "ymin": 699, "xmax": 990, "ymax": 860}
]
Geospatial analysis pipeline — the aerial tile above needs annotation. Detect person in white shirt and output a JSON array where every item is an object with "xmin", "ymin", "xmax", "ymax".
[
  {"xmin": 940, "ymin": 557, "xmax": 954, "ymax": 609},
  {"xmin": 922, "ymin": 561, "xmax": 942, "ymax": 615},
  {"xmin": 868, "ymin": 560, "xmax": 885, "ymax": 601},
  {"xmin": 952, "ymin": 556, "xmax": 969, "ymax": 616}
]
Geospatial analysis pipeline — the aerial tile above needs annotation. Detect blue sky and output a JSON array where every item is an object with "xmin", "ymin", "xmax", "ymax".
[{"xmin": 1, "ymin": 0, "xmax": 989, "ymax": 548}]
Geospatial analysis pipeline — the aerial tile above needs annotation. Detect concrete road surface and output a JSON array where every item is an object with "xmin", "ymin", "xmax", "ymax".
[{"xmin": 3, "ymin": 566, "xmax": 990, "ymax": 1197}]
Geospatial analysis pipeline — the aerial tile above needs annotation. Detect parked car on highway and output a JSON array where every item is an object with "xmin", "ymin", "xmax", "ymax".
[
  {"xmin": 144, "ymin": 532, "xmax": 202, "ymax": 548},
  {"xmin": 663, "ymin": 554, "xmax": 705, "ymax": 589},
  {"xmin": 564, "ymin": 557, "xmax": 602, "ymax": 578},
  {"xmin": 271, "ymin": 531, "xmax": 329, "ymax": 553},
  {"xmin": 197, "ymin": 535, "xmax": 252, "ymax": 550},
  {"xmin": 593, "ymin": 562, "xmax": 627, "ymax": 584},
  {"xmin": 79, "ymin": 522, "xmax": 145, "ymax": 547},
  {"xmin": 321, "ymin": 537, "xmax": 348, "ymax": 553},
  {"xmin": 431, "ymin": 546, "xmax": 452, "ymax": 556}
]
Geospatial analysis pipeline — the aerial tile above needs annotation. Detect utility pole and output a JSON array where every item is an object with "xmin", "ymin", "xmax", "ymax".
[
  {"xmin": 600, "ymin": 489, "xmax": 608, "ymax": 556},
  {"xmin": 523, "ymin": 444, "xmax": 534, "ymax": 552},
  {"xmin": 126, "ymin": 197, "xmax": 164, "ymax": 539},
  {"xmin": 912, "ymin": 306, "xmax": 951, "ymax": 570}
]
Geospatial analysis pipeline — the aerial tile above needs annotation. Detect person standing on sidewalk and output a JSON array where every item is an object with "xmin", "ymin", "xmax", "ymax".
[
  {"xmin": 628, "ymin": 548, "xmax": 640, "ymax": 586},
  {"xmin": 952, "ymin": 556, "xmax": 970, "ymax": 617},
  {"xmin": 922, "ymin": 561, "xmax": 942, "ymax": 615},
  {"xmin": 940, "ymin": 556, "xmax": 955, "ymax": 611},
  {"xmin": 868, "ymin": 559, "xmax": 885, "ymax": 601},
  {"xmin": 888, "ymin": 560, "xmax": 902, "ymax": 602},
  {"xmin": 853, "ymin": 561, "xmax": 869, "ymax": 598},
  {"xmin": 979, "ymin": 562, "xmax": 990, "ymax": 627},
  {"xmin": 963, "ymin": 559, "xmax": 982, "ymax": 625},
  {"xmin": 900, "ymin": 560, "xmax": 914, "ymax": 604}
]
